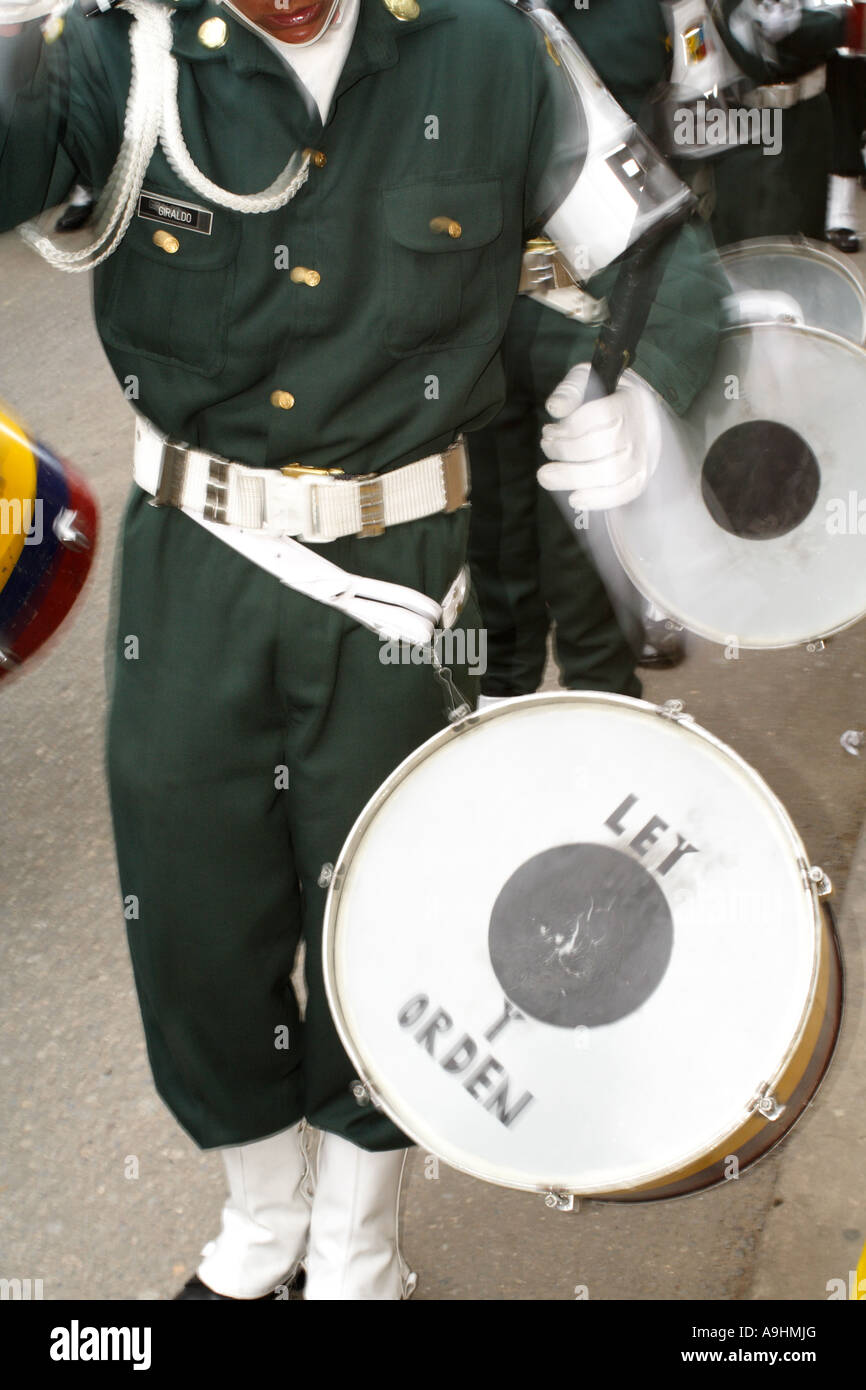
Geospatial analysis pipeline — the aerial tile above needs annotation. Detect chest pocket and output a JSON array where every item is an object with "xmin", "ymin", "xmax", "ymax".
[
  {"xmin": 382, "ymin": 177, "xmax": 504, "ymax": 358},
  {"xmin": 97, "ymin": 197, "xmax": 240, "ymax": 378}
]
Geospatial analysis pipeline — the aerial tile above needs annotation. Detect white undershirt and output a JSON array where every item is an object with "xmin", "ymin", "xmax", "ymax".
[{"xmin": 219, "ymin": 0, "xmax": 360, "ymax": 124}]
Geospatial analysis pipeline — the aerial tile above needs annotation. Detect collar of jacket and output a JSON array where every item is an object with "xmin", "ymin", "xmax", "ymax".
[{"xmin": 169, "ymin": 0, "xmax": 458, "ymax": 85}]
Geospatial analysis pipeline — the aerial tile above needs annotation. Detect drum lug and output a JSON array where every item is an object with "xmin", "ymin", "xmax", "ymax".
[
  {"xmin": 749, "ymin": 1083, "xmax": 786, "ymax": 1123},
  {"xmin": 351, "ymin": 1079, "xmax": 383, "ymax": 1111},
  {"xmin": 808, "ymin": 865, "xmax": 833, "ymax": 898},
  {"xmin": 544, "ymin": 1190, "xmax": 580, "ymax": 1213},
  {"xmin": 53, "ymin": 508, "xmax": 91, "ymax": 551},
  {"xmin": 432, "ymin": 657, "xmax": 472, "ymax": 725},
  {"xmin": 0, "ymin": 647, "xmax": 22, "ymax": 673},
  {"xmin": 806, "ymin": 640, "xmax": 826, "ymax": 654},
  {"xmin": 658, "ymin": 699, "xmax": 692, "ymax": 724}
]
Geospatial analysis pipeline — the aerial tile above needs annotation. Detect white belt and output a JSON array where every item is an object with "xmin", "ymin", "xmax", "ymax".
[
  {"xmin": 744, "ymin": 65, "xmax": 826, "ymax": 109},
  {"xmin": 132, "ymin": 415, "xmax": 470, "ymax": 647},
  {"xmin": 133, "ymin": 414, "xmax": 469, "ymax": 544}
]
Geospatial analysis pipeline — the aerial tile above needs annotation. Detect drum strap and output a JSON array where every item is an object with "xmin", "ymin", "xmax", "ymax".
[{"xmin": 182, "ymin": 513, "xmax": 469, "ymax": 648}]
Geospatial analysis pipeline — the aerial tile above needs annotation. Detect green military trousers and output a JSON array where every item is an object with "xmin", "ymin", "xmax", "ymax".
[
  {"xmin": 106, "ymin": 487, "xmax": 479, "ymax": 1152},
  {"xmin": 710, "ymin": 96, "xmax": 835, "ymax": 244},
  {"xmin": 468, "ymin": 296, "xmax": 642, "ymax": 700}
]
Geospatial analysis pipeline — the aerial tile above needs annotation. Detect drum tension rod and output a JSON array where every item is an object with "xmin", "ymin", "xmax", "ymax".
[
  {"xmin": 544, "ymin": 1191, "xmax": 580, "ymax": 1213},
  {"xmin": 430, "ymin": 651, "xmax": 472, "ymax": 724},
  {"xmin": 351, "ymin": 1079, "xmax": 383, "ymax": 1111},
  {"xmin": 53, "ymin": 508, "xmax": 91, "ymax": 551},
  {"xmin": 748, "ymin": 1084, "xmax": 786, "ymax": 1123},
  {"xmin": 659, "ymin": 699, "xmax": 690, "ymax": 722},
  {"xmin": 808, "ymin": 865, "xmax": 833, "ymax": 898}
]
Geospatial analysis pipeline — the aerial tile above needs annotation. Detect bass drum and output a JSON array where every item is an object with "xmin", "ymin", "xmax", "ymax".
[
  {"xmin": 720, "ymin": 237, "xmax": 866, "ymax": 344},
  {"xmin": 323, "ymin": 694, "xmax": 842, "ymax": 1201},
  {"xmin": 606, "ymin": 325, "xmax": 866, "ymax": 649},
  {"xmin": 0, "ymin": 405, "xmax": 98, "ymax": 677}
]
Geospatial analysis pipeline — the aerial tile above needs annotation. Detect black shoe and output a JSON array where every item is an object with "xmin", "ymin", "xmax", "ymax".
[
  {"xmin": 826, "ymin": 227, "xmax": 861, "ymax": 254},
  {"xmin": 54, "ymin": 200, "xmax": 96, "ymax": 233},
  {"xmin": 637, "ymin": 620, "xmax": 685, "ymax": 670},
  {"xmin": 174, "ymin": 1268, "xmax": 305, "ymax": 1301}
]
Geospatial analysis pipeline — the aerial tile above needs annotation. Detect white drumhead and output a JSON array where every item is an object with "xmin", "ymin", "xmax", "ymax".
[
  {"xmin": 720, "ymin": 237, "xmax": 866, "ymax": 343},
  {"xmin": 607, "ymin": 324, "xmax": 866, "ymax": 648},
  {"xmin": 324, "ymin": 695, "xmax": 820, "ymax": 1194}
]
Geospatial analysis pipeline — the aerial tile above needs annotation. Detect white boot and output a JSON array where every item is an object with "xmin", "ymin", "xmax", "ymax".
[
  {"xmin": 196, "ymin": 1122, "xmax": 313, "ymax": 1299},
  {"xmin": 304, "ymin": 1133, "xmax": 416, "ymax": 1301}
]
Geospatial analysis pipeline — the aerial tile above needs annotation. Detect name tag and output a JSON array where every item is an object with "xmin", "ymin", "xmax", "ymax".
[{"xmin": 137, "ymin": 192, "xmax": 213, "ymax": 236}]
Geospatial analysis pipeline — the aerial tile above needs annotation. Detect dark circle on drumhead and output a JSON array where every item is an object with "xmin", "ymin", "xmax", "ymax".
[
  {"xmin": 488, "ymin": 845, "xmax": 673, "ymax": 1029},
  {"xmin": 701, "ymin": 420, "xmax": 820, "ymax": 540}
]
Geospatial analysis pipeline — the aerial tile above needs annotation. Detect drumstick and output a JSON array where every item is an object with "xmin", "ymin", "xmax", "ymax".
[
  {"xmin": 570, "ymin": 210, "xmax": 696, "ymax": 652},
  {"xmin": 583, "ymin": 224, "xmax": 687, "ymax": 402}
]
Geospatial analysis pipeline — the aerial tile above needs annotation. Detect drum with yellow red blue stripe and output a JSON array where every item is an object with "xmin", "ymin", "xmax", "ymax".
[{"xmin": 0, "ymin": 403, "xmax": 98, "ymax": 678}]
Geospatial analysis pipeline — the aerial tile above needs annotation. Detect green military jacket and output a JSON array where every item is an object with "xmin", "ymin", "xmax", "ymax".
[{"xmin": 1, "ymin": 0, "xmax": 575, "ymax": 475}]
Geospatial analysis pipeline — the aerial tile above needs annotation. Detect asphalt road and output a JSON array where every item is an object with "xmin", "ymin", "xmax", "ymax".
[{"xmin": 1, "ymin": 218, "xmax": 864, "ymax": 1302}]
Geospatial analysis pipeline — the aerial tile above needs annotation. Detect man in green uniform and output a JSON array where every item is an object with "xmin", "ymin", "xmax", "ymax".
[
  {"xmin": 1, "ymin": 0, "xmax": 680, "ymax": 1298},
  {"xmin": 467, "ymin": 0, "xmax": 846, "ymax": 710},
  {"xmin": 468, "ymin": 0, "xmax": 728, "ymax": 705},
  {"xmin": 709, "ymin": 0, "xmax": 846, "ymax": 244}
]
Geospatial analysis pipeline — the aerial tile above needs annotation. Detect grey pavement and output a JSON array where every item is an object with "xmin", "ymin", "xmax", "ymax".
[{"xmin": 1, "ymin": 218, "xmax": 865, "ymax": 1302}]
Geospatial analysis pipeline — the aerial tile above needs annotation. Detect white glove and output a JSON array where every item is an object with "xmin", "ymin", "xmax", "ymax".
[
  {"xmin": 0, "ymin": 0, "xmax": 58, "ymax": 21},
  {"xmin": 538, "ymin": 365, "xmax": 663, "ymax": 512}
]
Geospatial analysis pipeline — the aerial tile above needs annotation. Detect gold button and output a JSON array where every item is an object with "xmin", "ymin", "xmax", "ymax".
[
  {"xmin": 290, "ymin": 267, "xmax": 321, "ymax": 287},
  {"xmin": 153, "ymin": 229, "xmax": 180, "ymax": 254},
  {"xmin": 303, "ymin": 148, "xmax": 328, "ymax": 169},
  {"xmin": 198, "ymin": 16, "xmax": 228, "ymax": 48},
  {"xmin": 430, "ymin": 217, "xmax": 462, "ymax": 239},
  {"xmin": 270, "ymin": 390, "xmax": 295, "ymax": 410},
  {"xmin": 382, "ymin": 0, "xmax": 420, "ymax": 19}
]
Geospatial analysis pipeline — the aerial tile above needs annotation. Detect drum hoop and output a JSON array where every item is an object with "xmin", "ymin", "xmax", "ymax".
[
  {"xmin": 607, "ymin": 322, "xmax": 866, "ymax": 650},
  {"xmin": 719, "ymin": 235, "xmax": 866, "ymax": 343},
  {"xmin": 323, "ymin": 691, "xmax": 824, "ymax": 1194}
]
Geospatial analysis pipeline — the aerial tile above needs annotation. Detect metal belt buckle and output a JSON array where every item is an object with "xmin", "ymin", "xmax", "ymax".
[
  {"xmin": 150, "ymin": 439, "xmax": 189, "ymax": 509},
  {"xmin": 203, "ymin": 458, "xmax": 231, "ymax": 523},
  {"xmin": 355, "ymin": 474, "xmax": 385, "ymax": 538},
  {"xmin": 280, "ymin": 463, "xmax": 384, "ymax": 538},
  {"xmin": 281, "ymin": 464, "xmax": 346, "ymax": 478}
]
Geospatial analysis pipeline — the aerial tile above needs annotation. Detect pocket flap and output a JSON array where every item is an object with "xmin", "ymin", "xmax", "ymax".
[{"xmin": 382, "ymin": 177, "xmax": 503, "ymax": 253}]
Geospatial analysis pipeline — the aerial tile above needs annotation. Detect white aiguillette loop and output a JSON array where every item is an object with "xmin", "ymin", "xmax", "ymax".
[{"xmin": 18, "ymin": 0, "xmax": 312, "ymax": 272}]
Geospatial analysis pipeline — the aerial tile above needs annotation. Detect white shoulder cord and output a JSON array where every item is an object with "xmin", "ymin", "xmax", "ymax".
[{"xmin": 19, "ymin": 0, "xmax": 311, "ymax": 271}]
